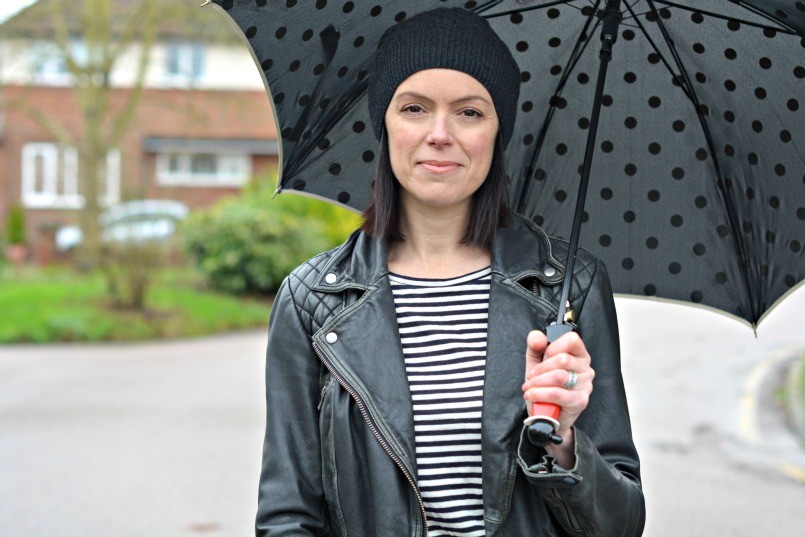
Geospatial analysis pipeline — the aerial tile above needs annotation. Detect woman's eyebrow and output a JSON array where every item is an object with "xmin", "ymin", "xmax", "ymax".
[{"xmin": 393, "ymin": 91, "xmax": 492, "ymax": 105}]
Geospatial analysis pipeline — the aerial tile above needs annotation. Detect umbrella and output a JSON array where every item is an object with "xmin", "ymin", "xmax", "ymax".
[{"xmin": 205, "ymin": 0, "xmax": 805, "ymax": 330}]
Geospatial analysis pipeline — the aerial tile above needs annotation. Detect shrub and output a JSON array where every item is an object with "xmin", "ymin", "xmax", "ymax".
[
  {"xmin": 99, "ymin": 241, "xmax": 170, "ymax": 310},
  {"xmin": 180, "ymin": 187, "xmax": 361, "ymax": 295},
  {"xmin": 6, "ymin": 204, "xmax": 26, "ymax": 245}
]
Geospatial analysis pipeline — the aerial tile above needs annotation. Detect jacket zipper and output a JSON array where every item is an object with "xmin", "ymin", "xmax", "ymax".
[
  {"xmin": 313, "ymin": 342, "xmax": 429, "ymax": 537},
  {"xmin": 550, "ymin": 487, "xmax": 582, "ymax": 532}
]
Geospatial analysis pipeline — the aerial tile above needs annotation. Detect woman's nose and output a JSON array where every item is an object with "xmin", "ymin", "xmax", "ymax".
[{"xmin": 425, "ymin": 114, "xmax": 453, "ymax": 146}]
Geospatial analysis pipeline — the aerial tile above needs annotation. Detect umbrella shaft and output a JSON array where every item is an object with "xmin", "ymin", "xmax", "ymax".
[{"xmin": 556, "ymin": 0, "xmax": 621, "ymax": 326}]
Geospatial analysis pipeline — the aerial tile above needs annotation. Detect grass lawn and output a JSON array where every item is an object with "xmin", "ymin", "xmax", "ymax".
[{"xmin": 0, "ymin": 265, "xmax": 272, "ymax": 343}]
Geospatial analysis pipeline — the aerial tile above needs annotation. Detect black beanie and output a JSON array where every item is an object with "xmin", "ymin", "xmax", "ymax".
[{"xmin": 368, "ymin": 7, "xmax": 520, "ymax": 146}]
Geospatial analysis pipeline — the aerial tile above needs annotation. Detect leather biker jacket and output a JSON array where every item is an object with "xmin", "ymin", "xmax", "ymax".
[{"xmin": 256, "ymin": 213, "xmax": 645, "ymax": 536}]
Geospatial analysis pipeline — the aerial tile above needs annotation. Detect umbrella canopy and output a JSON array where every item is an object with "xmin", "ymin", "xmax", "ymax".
[{"xmin": 207, "ymin": 0, "xmax": 805, "ymax": 328}]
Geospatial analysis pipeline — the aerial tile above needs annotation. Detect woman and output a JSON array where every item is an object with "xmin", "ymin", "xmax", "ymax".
[{"xmin": 257, "ymin": 7, "xmax": 644, "ymax": 536}]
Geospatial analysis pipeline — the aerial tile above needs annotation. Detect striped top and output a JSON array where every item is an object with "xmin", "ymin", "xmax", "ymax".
[{"xmin": 389, "ymin": 266, "xmax": 491, "ymax": 537}]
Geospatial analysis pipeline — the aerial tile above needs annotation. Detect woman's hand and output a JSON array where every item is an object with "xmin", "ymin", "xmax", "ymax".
[{"xmin": 522, "ymin": 330, "xmax": 595, "ymax": 467}]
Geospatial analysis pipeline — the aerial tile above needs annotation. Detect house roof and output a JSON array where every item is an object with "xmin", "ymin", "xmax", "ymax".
[
  {"xmin": 143, "ymin": 137, "xmax": 279, "ymax": 155},
  {"xmin": 0, "ymin": 0, "xmax": 242, "ymax": 44}
]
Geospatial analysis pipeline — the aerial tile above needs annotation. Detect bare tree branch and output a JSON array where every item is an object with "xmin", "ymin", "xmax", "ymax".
[{"xmin": 5, "ymin": 94, "xmax": 75, "ymax": 146}]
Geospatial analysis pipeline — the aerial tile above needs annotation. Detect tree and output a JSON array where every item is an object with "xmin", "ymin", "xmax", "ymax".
[
  {"xmin": 3, "ymin": 0, "xmax": 224, "ymax": 266},
  {"xmin": 8, "ymin": 0, "xmax": 165, "ymax": 264},
  {"xmin": 2, "ymin": 0, "xmax": 244, "ymax": 307}
]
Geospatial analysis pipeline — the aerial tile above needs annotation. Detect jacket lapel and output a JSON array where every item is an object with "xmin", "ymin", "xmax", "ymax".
[
  {"xmin": 481, "ymin": 217, "xmax": 566, "ymax": 524},
  {"xmin": 311, "ymin": 234, "xmax": 418, "ymax": 479}
]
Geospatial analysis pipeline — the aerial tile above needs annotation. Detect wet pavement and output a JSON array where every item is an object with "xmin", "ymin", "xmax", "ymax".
[
  {"xmin": 1, "ymin": 287, "xmax": 804, "ymax": 536},
  {"xmin": 618, "ymin": 288, "xmax": 805, "ymax": 536}
]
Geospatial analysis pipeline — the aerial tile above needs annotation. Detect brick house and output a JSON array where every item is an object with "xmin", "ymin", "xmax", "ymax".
[{"xmin": 0, "ymin": 0, "xmax": 278, "ymax": 264}]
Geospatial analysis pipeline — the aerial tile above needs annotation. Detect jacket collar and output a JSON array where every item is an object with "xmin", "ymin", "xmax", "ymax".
[{"xmin": 310, "ymin": 213, "xmax": 566, "ymax": 292}]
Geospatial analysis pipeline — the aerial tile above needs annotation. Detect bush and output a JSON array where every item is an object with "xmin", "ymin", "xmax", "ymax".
[
  {"xmin": 180, "ymin": 186, "xmax": 361, "ymax": 295},
  {"xmin": 99, "ymin": 241, "xmax": 170, "ymax": 310},
  {"xmin": 6, "ymin": 204, "xmax": 26, "ymax": 245}
]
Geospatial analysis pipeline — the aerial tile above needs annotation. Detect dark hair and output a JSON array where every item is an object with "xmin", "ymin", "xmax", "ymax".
[{"xmin": 360, "ymin": 129, "xmax": 510, "ymax": 249}]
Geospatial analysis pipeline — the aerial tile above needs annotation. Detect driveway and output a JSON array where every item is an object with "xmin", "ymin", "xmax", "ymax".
[{"xmin": 1, "ymin": 288, "xmax": 804, "ymax": 536}]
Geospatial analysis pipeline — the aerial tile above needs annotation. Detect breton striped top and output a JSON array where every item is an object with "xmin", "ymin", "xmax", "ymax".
[{"xmin": 389, "ymin": 266, "xmax": 491, "ymax": 537}]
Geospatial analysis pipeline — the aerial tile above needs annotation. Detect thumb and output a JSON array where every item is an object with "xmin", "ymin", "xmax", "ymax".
[{"xmin": 525, "ymin": 329, "xmax": 548, "ymax": 380}]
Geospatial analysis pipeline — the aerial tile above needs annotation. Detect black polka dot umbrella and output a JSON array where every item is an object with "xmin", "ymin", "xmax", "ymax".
[{"xmin": 207, "ymin": 0, "xmax": 805, "ymax": 329}]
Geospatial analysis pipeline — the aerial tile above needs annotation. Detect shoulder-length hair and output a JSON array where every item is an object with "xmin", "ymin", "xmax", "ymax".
[{"xmin": 360, "ymin": 129, "xmax": 510, "ymax": 249}]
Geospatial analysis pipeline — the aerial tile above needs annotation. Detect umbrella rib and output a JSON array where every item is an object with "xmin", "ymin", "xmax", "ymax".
[
  {"xmin": 484, "ymin": 0, "xmax": 591, "ymax": 19},
  {"xmin": 646, "ymin": 0, "xmax": 760, "ymax": 325},
  {"xmin": 623, "ymin": 3, "xmax": 694, "ymax": 103},
  {"xmin": 618, "ymin": 1, "xmax": 647, "ymax": 30},
  {"xmin": 514, "ymin": 1, "xmax": 602, "ymax": 214},
  {"xmin": 620, "ymin": 2, "xmax": 650, "ymax": 28},
  {"xmin": 731, "ymin": 0, "xmax": 803, "ymax": 36},
  {"xmin": 650, "ymin": 0, "xmax": 799, "ymax": 36},
  {"xmin": 536, "ymin": 7, "xmax": 603, "ymax": 147}
]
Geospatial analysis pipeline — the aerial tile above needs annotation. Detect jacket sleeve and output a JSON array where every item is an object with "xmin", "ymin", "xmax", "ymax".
[
  {"xmin": 516, "ymin": 259, "xmax": 646, "ymax": 536},
  {"xmin": 255, "ymin": 276, "xmax": 330, "ymax": 536}
]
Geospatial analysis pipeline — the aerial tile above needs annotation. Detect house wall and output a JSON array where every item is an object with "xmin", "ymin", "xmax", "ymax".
[
  {"xmin": 0, "ymin": 84, "xmax": 278, "ymax": 264},
  {"xmin": 0, "ymin": 40, "xmax": 265, "ymax": 91}
]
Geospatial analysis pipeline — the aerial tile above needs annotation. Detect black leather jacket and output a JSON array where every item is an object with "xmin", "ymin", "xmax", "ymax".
[{"xmin": 256, "ymin": 213, "xmax": 645, "ymax": 536}]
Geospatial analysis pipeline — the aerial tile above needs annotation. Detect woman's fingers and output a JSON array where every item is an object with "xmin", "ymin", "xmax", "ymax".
[
  {"xmin": 522, "ymin": 331, "xmax": 595, "ymax": 436},
  {"xmin": 524, "ymin": 330, "xmax": 548, "ymax": 380},
  {"xmin": 522, "ymin": 385, "xmax": 590, "ymax": 408},
  {"xmin": 525, "ymin": 332, "xmax": 591, "ymax": 380},
  {"xmin": 522, "ymin": 365, "xmax": 594, "ymax": 392},
  {"xmin": 544, "ymin": 331, "xmax": 589, "ymax": 362}
]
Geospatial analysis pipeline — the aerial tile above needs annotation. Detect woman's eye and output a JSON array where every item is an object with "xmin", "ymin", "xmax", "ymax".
[
  {"xmin": 402, "ymin": 104, "xmax": 423, "ymax": 114},
  {"xmin": 461, "ymin": 109, "xmax": 483, "ymax": 118}
]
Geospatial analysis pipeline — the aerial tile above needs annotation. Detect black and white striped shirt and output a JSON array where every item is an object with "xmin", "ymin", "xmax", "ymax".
[{"xmin": 389, "ymin": 266, "xmax": 491, "ymax": 537}]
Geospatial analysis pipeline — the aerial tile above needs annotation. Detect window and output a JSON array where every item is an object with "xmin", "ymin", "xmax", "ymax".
[
  {"xmin": 30, "ymin": 42, "xmax": 69, "ymax": 85},
  {"xmin": 156, "ymin": 152, "xmax": 251, "ymax": 187},
  {"xmin": 29, "ymin": 40, "xmax": 88, "ymax": 86},
  {"xmin": 165, "ymin": 42, "xmax": 205, "ymax": 85},
  {"xmin": 21, "ymin": 143, "xmax": 121, "ymax": 209}
]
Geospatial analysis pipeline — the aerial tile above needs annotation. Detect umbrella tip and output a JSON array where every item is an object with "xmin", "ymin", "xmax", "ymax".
[{"xmin": 200, "ymin": 0, "xmax": 211, "ymax": 7}]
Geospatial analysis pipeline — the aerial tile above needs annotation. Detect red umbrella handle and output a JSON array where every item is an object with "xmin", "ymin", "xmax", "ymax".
[{"xmin": 524, "ymin": 322, "xmax": 575, "ymax": 447}]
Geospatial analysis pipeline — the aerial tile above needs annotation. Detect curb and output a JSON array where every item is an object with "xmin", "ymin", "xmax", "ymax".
[
  {"xmin": 738, "ymin": 346, "xmax": 805, "ymax": 483},
  {"xmin": 785, "ymin": 354, "xmax": 805, "ymax": 444}
]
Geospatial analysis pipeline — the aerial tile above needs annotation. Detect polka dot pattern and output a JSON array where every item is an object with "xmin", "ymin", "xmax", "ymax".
[{"xmin": 212, "ymin": 0, "xmax": 805, "ymax": 326}]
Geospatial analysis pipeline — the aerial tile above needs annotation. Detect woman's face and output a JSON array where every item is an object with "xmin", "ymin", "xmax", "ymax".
[{"xmin": 384, "ymin": 69, "xmax": 499, "ymax": 215}]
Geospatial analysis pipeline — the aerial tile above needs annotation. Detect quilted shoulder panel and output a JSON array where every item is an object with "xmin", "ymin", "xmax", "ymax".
[
  {"xmin": 286, "ymin": 250, "xmax": 345, "ymax": 335},
  {"xmin": 544, "ymin": 236, "xmax": 600, "ymax": 318}
]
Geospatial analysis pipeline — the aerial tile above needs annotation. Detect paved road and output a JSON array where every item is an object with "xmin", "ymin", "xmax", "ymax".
[
  {"xmin": 1, "ymin": 288, "xmax": 804, "ymax": 536},
  {"xmin": 0, "ymin": 332, "xmax": 267, "ymax": 536},
  {"xmin": 618, "ymin": 289, "xmax": 805, "ymax": 536}
]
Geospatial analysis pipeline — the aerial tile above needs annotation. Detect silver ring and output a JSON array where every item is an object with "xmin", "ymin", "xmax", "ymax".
[{"xmin": 562, "ymin": 370, "xmax": 578, "ymax": 390}]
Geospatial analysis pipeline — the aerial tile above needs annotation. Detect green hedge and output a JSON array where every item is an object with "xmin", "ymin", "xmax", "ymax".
[{"xmin": 180, "ymin": 186, "xmax": 361, "ymax": 295}]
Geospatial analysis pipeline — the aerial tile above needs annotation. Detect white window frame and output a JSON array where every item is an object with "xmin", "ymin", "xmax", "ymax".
[
  {"xmin": 164, "ymin": 42, "xmax": 205, "ymax": 86},
  {"xmin": 30, "ymin": 42, "xmax": 70, "ymax": 86},
  {"xmin": 155, "ymin": 152, "xmax": 251, "ymax": 187},
  {"xmin": 21, "ymin": 143, "xmax": 121, "ymax": 209},
  {"xmin": 29, "ymin": 40, "xmax": 88, "ymax": 86}
]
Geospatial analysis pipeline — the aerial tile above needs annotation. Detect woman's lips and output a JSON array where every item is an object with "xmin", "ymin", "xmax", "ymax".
[{"xmin": 419, "ymin": 160, "xmax": 460, "ymax": 174}]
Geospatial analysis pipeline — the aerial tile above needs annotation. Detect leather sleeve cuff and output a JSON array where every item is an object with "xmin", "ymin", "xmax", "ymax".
[{"xmin": 516, "ymin": 423, "xmax": 587, "ymax": 488}]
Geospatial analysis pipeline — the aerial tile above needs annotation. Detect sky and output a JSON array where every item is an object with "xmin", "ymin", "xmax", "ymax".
[{"xmin": 0, "ymin": 0, "xmax": 38, "ymax": 24}]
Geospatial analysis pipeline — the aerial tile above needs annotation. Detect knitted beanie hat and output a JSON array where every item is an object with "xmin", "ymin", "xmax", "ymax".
[{"xmin": 367, "ymin": 7, "xmax": 521, "ymax": 146}]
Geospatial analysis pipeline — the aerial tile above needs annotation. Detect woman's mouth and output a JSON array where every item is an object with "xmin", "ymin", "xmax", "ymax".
[{"xmin": 419, "ymin": 160, "xmax": 460, "ymax": 174}]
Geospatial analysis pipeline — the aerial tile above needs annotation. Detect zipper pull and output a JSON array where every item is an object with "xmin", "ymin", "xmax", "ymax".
[{"xmin": 317, "ymin": 382, "xmax": 329, "ymax": 410}]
